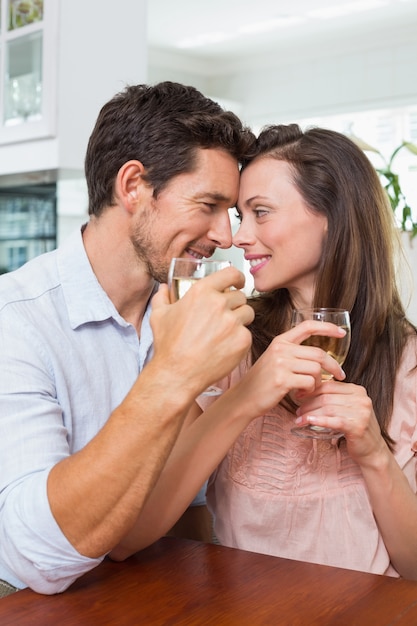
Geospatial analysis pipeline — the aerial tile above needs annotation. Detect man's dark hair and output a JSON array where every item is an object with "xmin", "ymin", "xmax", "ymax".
[{"xmin": 85, "ymin": 81, "xmax": 255, "ymax": 216}]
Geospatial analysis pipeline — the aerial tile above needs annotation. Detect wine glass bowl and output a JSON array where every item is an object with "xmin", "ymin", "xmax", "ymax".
[
  {"xmin": 290, "ymin": 307, "xmax": 351, "ymax": 440},
  {"xmin": 168, "ymin": 257, "xmax": 230, "ymax": 302}
]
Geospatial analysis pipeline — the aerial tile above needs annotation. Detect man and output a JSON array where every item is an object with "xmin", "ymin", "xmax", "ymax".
[{"xmin": 0, "ymin": 82, "xmax": 255, "ymax": 594}]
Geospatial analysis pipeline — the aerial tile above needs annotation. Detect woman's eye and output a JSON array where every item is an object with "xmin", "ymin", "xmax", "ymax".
[
  {"xmin": 234, "ymin": 210, "xmax": 242, "ymax": 222},
  {"xmin": 254, "ymin": 209, "xmax": 268, "ymax": 218}
]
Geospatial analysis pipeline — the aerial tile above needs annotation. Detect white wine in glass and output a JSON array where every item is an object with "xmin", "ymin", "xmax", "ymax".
[
  {"xmin": 290, "ymin": 307, "xmax": 351, "ymax": 440},
  {"xmin": 168, "ymin": 257, "xmax": 231, "ymax": 397}
]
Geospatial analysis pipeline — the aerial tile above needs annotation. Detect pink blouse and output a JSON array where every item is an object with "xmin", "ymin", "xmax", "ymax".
[{"xmin": 206, "ymin": 336, "xmax": 417, "ymax": 577}]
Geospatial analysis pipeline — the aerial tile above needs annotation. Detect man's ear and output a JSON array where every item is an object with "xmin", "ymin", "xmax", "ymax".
[{"xmin": 116, "ymin": 160, "xmax": 148, "ymax": 212}]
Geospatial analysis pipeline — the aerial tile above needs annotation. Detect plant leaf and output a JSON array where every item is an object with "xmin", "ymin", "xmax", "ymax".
[
  {"xmin": 403, "ymin": 141, "xmax": 417, "ymax": 156},
  {"xmin": 347, "ymin": 134, "xmax": 381, "ymax": 154},
  {"xmin": 356, "ymin": 138, "xmax": 417, "ymax": 238}
]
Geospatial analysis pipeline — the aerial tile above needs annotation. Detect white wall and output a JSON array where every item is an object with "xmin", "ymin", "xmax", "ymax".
[
  {"xmin": 149, "ymin": 15, "xmax": 417, "ymax": 127},
  {"xmin": 212, "ymin": 39, "xmax": 417, "ymax": 129},
  {"xmin": 56, "ymin": 0, "xmax": 148, "ymax": 172},
  {"xmin": 55, "ymin": 0, "xmax": 148, "ymax": 243},
  {"xmin": 399, "ymin": 234, "xmax": 417, "ymax": 325}
]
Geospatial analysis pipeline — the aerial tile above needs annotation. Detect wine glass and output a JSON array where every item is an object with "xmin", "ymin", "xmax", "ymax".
[
  {"xmin": 290, "ymin": 307, "xmax": 351, "ymax": 440},
  {"xmin": 168, "ymin": 257, "xmax": 231, "ymax": 397}
]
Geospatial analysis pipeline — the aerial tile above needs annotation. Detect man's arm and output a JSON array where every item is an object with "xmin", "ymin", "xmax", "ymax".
[
  {"xmin": 47, "ymin": 271, "xmax": 253, "ymax": 558},
  {"xmin": 0, "ymin": 268, "xmax": 252, "ymax": 593}
]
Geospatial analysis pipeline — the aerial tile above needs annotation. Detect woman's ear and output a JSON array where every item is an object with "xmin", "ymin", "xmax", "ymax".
[{"xmin": 116, "ymin": 160, "xmax": 148, "ymax": 212}]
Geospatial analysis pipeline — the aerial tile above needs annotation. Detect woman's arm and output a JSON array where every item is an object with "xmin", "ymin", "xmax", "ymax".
[{"xmin": 110, "ymin": 321, "xmax": 346, "ymax": 560}]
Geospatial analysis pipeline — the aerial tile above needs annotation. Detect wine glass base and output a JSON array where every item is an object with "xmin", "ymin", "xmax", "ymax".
[{"xmin": 291, "ymin": 425, "xmax": 343, "ymax": 440}]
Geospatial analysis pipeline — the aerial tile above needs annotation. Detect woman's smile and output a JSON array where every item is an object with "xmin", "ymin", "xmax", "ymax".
[{"xmin": 246, "ymin": 255, "xmax": 271, "ymax": 274}]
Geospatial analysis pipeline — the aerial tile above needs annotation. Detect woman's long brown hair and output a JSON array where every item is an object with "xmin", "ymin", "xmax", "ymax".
[{"xmin": 242, "ymin": 124, "xmax": 417, "ymax": 448}]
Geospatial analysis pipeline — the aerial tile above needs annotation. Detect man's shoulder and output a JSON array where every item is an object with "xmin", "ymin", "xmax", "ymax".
[{"xmin": 0, "ymin": 249, "xmax": 59, "ymax": 312}]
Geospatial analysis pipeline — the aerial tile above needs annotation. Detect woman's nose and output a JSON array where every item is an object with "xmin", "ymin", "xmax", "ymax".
[{"xmin": 233, "ymin": 220, "xmax": 254, "ymax": 248}]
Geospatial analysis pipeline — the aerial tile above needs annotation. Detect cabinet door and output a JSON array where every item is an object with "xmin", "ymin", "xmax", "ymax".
[
  {"xmin": 0, "ymin": 182, "xmax": 57, "ymax": 272},
  {"xmin": 0, "ymin": 0, "xmax": 59, "ymax": 146}
]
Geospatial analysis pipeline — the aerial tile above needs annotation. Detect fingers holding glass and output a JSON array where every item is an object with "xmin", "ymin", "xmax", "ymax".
[{"xmin": 290, "ymin": 307, "xmax": 351, "ymax": 440}]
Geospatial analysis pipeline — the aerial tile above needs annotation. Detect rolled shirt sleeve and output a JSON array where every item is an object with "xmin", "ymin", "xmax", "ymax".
[{"xmin": 0, "ymin": 473, "xmax": 104, "ymax": 594}]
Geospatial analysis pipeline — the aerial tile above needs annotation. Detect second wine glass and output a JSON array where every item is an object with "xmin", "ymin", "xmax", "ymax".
[
  {"xmin": 168, "ymin": 257, "xmax": 231, "ymax": 397},
  {"xmin": 290, "ymin": 307, "xmax": 351, "ymax": 440}
]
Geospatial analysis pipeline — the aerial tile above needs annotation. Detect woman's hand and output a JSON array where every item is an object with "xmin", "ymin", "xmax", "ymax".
[
  {"xmin": 295, "ymin": 381, "xmax": 388, "ymax": 464},
  {"xmin": 232, "ymin": 321, "xmax": 346, "ymax": 419}
]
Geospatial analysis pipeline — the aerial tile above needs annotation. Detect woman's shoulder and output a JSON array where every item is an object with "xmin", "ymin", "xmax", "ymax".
[
  {"xmin": 399, "ymin": 333, "xmax": 417, "ymax": 374},
  {"xmin": 390, "ymin": 334, "xmax": 417, "ymax": 466}
]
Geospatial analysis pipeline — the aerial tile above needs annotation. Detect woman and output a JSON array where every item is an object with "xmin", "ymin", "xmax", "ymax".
[
  {"xmin": 205, "ymin": 124, "xmax": 417, "ymax": 578},
  {"xmin": 111, "ymin": 125, "xmax": 417, "ymax": 580}
]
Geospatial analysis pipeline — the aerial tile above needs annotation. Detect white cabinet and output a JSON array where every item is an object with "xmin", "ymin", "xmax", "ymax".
[
  {"xmin": 0, "ymin": 0, "xmax": 58, "ymax": 146},
  {"xmin": 0, "ymin": 0, "xmax": 147, "ymax": 180},
  {"xmin": 0, "ymin": 0, "xmax": 147, "ymax": 248}
]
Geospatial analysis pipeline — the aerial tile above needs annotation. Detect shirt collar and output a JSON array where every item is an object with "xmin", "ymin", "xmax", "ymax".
[{"xmin": 57, "ymin": 227, "xmax": 158, "ymax": 331}]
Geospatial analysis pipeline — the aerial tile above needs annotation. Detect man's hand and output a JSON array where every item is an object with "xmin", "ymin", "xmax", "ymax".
[{"xmin": 150, "ymin": 266, "xmax": 254, "ymax": 398}]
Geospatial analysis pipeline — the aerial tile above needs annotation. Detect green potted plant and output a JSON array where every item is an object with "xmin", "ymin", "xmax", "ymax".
[{"xmin": 349, "ymin": 135, "xmax": 417, "ymax": 240}]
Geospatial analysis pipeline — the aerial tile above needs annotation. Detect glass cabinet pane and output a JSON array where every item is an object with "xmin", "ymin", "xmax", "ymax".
[
  {"xmin": 4, "ymin": 31, "xmax": 42, "ymax": 125},
  {"xmin": 8, "ymin": 0, "xmax": 43, "ymax": 31},
  {"xmin": 0, "ymin": 183, "xmax": 57, "ymax": 274}
]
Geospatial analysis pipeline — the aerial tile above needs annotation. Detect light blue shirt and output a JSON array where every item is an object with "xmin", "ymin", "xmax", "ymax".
[{"xmin": 0, "ymin": 228, "xmax": 205, "ymax": 594}]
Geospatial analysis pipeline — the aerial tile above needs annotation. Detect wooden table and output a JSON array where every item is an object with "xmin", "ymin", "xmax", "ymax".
[{"xmin": 1, "ymin": 537, "xmax": 417, "ymax": 625}]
